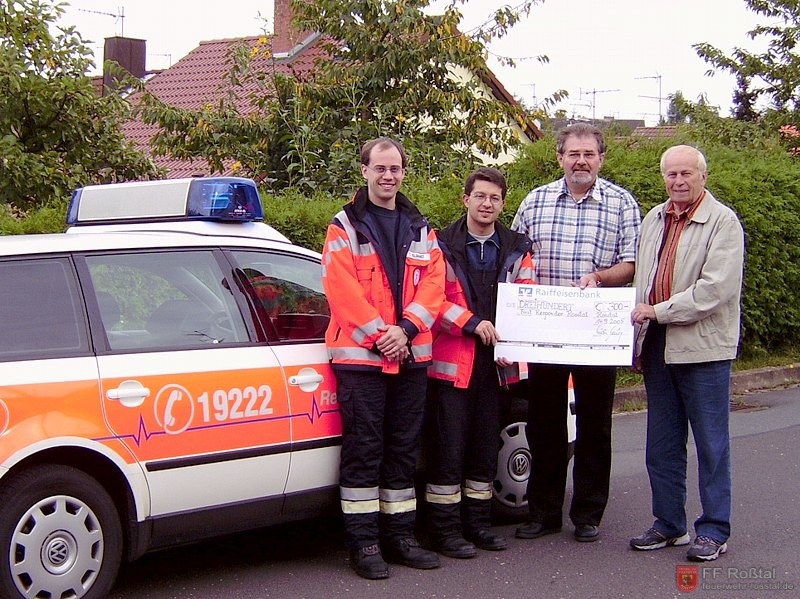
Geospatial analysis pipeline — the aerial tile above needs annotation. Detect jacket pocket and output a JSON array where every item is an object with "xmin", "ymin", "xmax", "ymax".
[
  {"xmin": 356, "ymin": 267, "xmax": 376, "ymax": 303},
  {"xmin": 698, "ymin": 313, "xmax": 719, "ymax": 337}
]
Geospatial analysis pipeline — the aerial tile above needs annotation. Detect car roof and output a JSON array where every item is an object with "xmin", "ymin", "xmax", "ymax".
[
  {"xmin": 0, "ymin": 221, "xmax": 319, "ymax": 259},
  {"xmin": 2, "ymin": 177, "xmax": 321, "ymax": 259}
]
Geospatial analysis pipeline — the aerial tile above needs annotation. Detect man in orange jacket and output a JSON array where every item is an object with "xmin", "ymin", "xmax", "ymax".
[
  {"xmin": 426, "ymin": 167, "xmax": 535, "ymax": 558},
  {"xmin": 322, "ymin": 137, "xmax": 445, "ymax": 580}
]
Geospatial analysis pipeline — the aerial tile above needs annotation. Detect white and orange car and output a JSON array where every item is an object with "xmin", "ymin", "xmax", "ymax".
[
  {"xmin": 0, "ymin": 177, "xmax": 574, "ymax": 598},
  {"xmin": 0, "ymin": 178, "xmax": 340, "ymax": 599}
]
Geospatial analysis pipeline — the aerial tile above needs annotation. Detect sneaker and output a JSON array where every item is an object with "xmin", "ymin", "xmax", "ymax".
[
  {"xmin": 433, "ymin": 535, "xmax": 477, "ymax": 559},
  {"xmin": 349, "ymin": 544, "xmax": 389, "ymax": 579},
  {"xmin": 630, "ymin": 528, "xmax": 690, "ymax": 551},
  {"xmin": 383, "ymin": 537, "xmax": 441, "ymax": 569},
  {"xmin": 686, "ymin": 536, "xmax": 728, "ymax": 561}
]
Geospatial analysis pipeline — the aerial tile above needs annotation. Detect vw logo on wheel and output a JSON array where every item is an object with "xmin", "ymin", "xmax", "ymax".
[
  {"xmin": 511, "ymin": 452, "xmax": 530, "ymax": 477},
  {"xmin": 47, "ymin": 539, "xmax": 69, "ymax": 566}
]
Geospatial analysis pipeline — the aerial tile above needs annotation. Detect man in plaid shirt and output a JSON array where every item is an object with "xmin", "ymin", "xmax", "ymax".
[{"xmin": 511, "ymin": 123, "xmax": 641, "ymax": 543}]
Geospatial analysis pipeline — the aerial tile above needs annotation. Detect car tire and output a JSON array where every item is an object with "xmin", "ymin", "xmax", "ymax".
[
  {"xmin": 0, "ymin": 464, "xmax": 123, "ymax": 599},
  {"xmin": 492, "ymin": 394, "xmax": 576, "ymax": 522},
  {"xmin": 492, "ymin": 419, "xmax": 531, "ymax": 521}
]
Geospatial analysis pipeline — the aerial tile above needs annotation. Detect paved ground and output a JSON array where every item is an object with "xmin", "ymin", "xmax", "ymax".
[{"xmin": 109, "ymin": 382, "xmax": 800, "ymax": 599}]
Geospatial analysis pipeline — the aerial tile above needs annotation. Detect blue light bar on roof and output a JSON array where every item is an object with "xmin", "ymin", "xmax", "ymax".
[{"xmin": 66, "ymin": 177, "xmax": 264, "ymax": 225}]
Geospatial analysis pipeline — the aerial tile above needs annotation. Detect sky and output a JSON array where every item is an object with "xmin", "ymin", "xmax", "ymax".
[{"xmin": 56, "ymin": 0, "xmax": 765, "ymax": 126}]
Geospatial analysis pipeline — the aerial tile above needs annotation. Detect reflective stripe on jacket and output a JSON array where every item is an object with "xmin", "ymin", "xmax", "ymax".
[
  {"xmin": 322, "ymin": 188, "xmax": 445, "ymax": 374},
  {"xmin": 430, "ymin": 217, "xmax": 536, "ymax": 388}
]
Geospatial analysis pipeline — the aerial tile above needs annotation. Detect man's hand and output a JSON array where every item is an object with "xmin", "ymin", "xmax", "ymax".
[
  {"xmin": 631, "ymin": 303, "xmax": 657, "ymax": 325},
  {"xmin": 474, "ymin": 320, "xmax": 500, "ymax": 346},
  {"xmin": 377, "ymin": 325, "xmax": 409, "ymax": 361},
  {"xmin": 576, "ymin": 272, "xmax": 601, "ymax": 289}
]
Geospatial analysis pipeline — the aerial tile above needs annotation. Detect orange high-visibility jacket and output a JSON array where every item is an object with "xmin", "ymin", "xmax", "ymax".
[
  {"xmin": 322, "ymin": 188, "xmax": 445, "ymax": 374},
  {"xmin": 430, "ymin": 218, "xmax": 536, "ymax": 388}
]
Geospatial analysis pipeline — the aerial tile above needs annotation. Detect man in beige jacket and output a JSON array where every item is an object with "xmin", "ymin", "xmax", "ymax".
[{"xmin": 629, "ymin": 145, "xmax": 744, "ymax": 562}]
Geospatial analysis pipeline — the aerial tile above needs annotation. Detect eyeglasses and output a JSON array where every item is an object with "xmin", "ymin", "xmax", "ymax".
[
  {"xmin": 367, "ymin": 165, "xmax": 404, "ymax": 175},
  {"xmin": 469, "ymin": 192, "xmax": 504, "ymax": 205}
]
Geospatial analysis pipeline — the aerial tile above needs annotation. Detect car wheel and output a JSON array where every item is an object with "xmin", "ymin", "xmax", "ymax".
[
  {"xmin": 492, "ymin": 394, "xmax": 577, "ymax": 522},
  {"xmin": 492, "ymin": 420, "xmax": 531, "ymax": 521},
  {"xmin": 0, "ymin": 464, "xmax": 123, "ymax": 599}
]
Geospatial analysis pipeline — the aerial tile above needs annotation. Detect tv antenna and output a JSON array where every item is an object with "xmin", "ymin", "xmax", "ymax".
[
  {"xmin": 522, "ymin": 83, "xmax": 537, "ymax": 108},
  {"xmin": 79, "ymin": 6, "xmax": 126, "ymax": 37},
  {"xmin": 579, "ymin": 88, "xmax": 620, "ymax": 122},
  {"xmin": 636, "ymin": 73, "xmax": 664, "ymax": 124}
]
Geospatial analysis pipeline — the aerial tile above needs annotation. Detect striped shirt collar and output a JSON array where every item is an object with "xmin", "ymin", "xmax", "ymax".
[{"xmin": 665, "ymin": 190, "xmax": 706, "ymax": 220}]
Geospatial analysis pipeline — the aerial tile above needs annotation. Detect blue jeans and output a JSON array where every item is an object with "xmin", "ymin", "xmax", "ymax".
[{"xmin": 641, "ymin": 323, "xmax": 732, "ymax": 543}]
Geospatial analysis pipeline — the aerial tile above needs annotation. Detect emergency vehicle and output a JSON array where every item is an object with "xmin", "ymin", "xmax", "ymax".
[
  {"xmin": 0, "ymin": 177, "xmax": 574, "ymax": 598},
  {"xmin": 0, "ymin": 178, "xmax": 339, "ymax": 599}
]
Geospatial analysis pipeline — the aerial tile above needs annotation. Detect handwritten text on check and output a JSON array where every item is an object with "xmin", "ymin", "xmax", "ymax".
[{"xmin": 494, "ymin": 283, "xmax": 636, "ymax": 366}]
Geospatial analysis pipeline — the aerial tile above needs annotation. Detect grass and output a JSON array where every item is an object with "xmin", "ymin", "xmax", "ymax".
[{"xmin": 615, "ymin": 347, "xmax": 800, "ymax": 389}]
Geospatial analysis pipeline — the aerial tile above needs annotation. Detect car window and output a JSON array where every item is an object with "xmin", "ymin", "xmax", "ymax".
[
  {"xmin": 0, "ymin": 257, "xmax": 90, "ymax": 361},
  {"xmin": 230, "ymin": 250, "xmax": 330, "ymax": 342},
  {"xmin": 84, "ymin": 250, "xmax": 250, "ymax": 350}
]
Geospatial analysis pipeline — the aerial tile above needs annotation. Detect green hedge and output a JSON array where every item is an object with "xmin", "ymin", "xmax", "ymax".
[
  {"xmin": 263, "ymin": 138, "xmax": 800, "ymax": 357},
  {"xmin": 4, "ymin": 137, "xmax": 799, "ymax": 357}
]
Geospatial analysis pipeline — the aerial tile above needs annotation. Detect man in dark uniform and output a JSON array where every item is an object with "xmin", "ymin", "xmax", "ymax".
[{"xmin": 426, "ymin": 167, "xmax": 535, "ymax": 558}]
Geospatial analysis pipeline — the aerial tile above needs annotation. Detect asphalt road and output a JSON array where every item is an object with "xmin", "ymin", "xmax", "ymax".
[{"xmin": 109, "ymin": 385, "xmax": 800, "ymax": 599}]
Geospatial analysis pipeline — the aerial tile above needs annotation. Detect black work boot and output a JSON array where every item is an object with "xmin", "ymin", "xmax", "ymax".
[
  {"xmin": 463, "ymin": 496, "xmax": 507, "ymax": 549},
  {"xmin": 433, "ymin": 535, "xmax": 477, "ymax": 559},
  {"xmin": 382, "ymin": 537, "xmax": 441, "ymax": 569},
  {"xmin": 349, "ymin": 543, "xmax": 389, "ymax": 579}
]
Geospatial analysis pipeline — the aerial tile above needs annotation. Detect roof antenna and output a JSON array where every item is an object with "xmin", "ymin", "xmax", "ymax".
[{"xmin": 78, "ymin": 6, "xmax": 126, "ymax": 37}]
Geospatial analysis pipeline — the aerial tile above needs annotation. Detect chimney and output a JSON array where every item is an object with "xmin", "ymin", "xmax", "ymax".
[
  {"xmin": 273, "ymin": 0, "xmax": 313, "ymax": 54},
  {"xmin": 103, "ymin": 36, "xmax": 146, "ymax": 93}
]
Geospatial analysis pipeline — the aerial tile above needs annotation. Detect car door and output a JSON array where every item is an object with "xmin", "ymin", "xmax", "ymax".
[
  {"xmin": 80, "ymin": 248, "xmax": 292, "ymax": 518},
  {"xmin": 228, "ymin": 249, "xmax": 341, "ymax": 501},
  {"xmin": 0, "ymin": 256, "xmax": 101, "ymax": 466}
]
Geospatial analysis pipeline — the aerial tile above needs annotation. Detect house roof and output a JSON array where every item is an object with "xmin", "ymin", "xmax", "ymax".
[
  {"xmin": 631, "ymin": 125, "xmax": 678, "ymax": 138},
  {"xmin": 120, "ymin": 29, "xmax": 541, "ymax": 178},
  {"xmin": 121, "ymin": 35, "xmax": 330, "ymax": 178}
]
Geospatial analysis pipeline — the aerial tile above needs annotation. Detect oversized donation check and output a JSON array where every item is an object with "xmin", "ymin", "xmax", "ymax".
[{"xmin": 494, "ymin": 283, "xmax": 636, "ymax": 366}]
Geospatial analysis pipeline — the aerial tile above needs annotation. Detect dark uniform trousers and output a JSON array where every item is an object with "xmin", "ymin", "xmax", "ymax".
[
  {"xmin": 426, "ymin": 343, "xmax": 500, "ymax": 541},
  {"xmin": 525, "ymin": 362, "xmax": 616, "ymax": 527},
  {"xmin": 336, "ymin": 367, "xmax": 428, "ymax": 549}
]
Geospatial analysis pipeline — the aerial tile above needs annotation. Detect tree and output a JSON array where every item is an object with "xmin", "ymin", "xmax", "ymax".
[
  {"xmin": 139, "ymin": 0, "xmax": 550, "ymax": 195},
  {"xmin": 0, "ymin": 0, "xmax": 160, "ymax": 212},
  {"xmin": 666, "ymin": 91, "xmax": 690, "ymax": 124},
  {"xmin": 693, "ymin": 0, "xmax": 800, "ymax": 117}
]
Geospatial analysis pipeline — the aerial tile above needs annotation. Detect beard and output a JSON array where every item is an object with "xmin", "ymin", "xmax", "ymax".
[{"xmin": 568, "ymin": 170, "xmax": 595, "ymax": 188}]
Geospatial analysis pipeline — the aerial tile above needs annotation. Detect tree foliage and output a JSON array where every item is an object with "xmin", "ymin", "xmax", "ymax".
[
  {"xmin": 0, "ymin": 0, "xmax": 161, "ymax": 212},
  {"xmin": 694, "ymin": 0, "xmax": 800, "ymax": 117},
  {"xmin": 139, "ymin": 0, "xmax": 546, "ymax": 195},
  {"xmin": 259, "ymin": 123, "xmax": 800, "ymax": 356}
]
